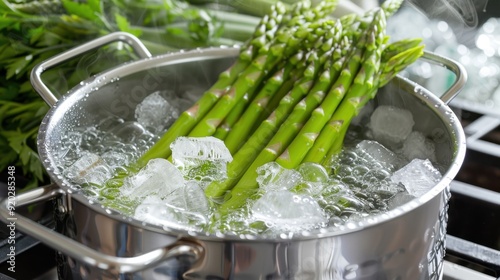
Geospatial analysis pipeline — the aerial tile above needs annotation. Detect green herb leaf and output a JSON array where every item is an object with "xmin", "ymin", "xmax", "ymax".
[
  {"xmin": 88, "ymin": 0, "xmax": 102, "ymax": 14},
  {"xmin": 114, "ymin": 13, "xmax": 142, "ymax": 37},
  {"xmin": 62, "ymin": 0, "xmax": 99, "ymax": 21}
]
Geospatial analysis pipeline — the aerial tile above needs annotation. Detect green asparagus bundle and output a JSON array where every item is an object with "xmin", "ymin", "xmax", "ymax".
[{"xmin": 106, "ymin": 0, "xmax": 425, "ymax": 223}]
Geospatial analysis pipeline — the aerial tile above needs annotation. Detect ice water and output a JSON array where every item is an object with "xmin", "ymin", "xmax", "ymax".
[{"xmin": 58, "ymin": 88, "xmax": 444, "ymax": 236}]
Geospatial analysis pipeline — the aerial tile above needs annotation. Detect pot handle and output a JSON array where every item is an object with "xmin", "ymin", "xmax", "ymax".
[
  {"xmin": 0, "ymin": 184, "xmax": 203, "ymax": 274},
  {"xmin": 31, "ymin": 32, "xmax": 152, "ymax": 107},
  {"xmin": 420, "ymin": 51, "xmax": 467, "ymax": 104}
]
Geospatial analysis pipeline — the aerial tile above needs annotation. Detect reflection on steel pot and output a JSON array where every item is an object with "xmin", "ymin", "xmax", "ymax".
[{"xmin": 0, "ymin": 32, "xmax": 466, "ymax": 279}]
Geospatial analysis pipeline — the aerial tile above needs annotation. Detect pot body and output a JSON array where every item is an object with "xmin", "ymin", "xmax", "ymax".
[
  {"xmin": 56, "ymin": 187, "xmax": 449, "ymax": 280},
  {"xmin": 34, "ymin": 46, "xmax": 465, "ymax": 280}
]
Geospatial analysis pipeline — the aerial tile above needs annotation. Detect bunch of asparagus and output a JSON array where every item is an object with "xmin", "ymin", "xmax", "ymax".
[{"xmin": 111, "ymin": 0, "xmax": 424, "ymax": 218}]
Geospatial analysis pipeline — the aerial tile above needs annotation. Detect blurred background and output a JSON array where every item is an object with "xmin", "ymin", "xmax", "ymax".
[{"xmin": 0, "ymin": 0, "xmax": 499, "ymax": 279}]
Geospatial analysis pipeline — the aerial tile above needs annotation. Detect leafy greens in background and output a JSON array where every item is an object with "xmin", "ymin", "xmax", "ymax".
[{"xmin": 0, "ymin": 0, "xmax": 268, "ymax": 190}]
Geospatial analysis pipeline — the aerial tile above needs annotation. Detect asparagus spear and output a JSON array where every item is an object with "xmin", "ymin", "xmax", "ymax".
[
  {"xmin": 222, "ymin": 21, "xmax": 343, "ymax": 153},
  {"xmin": 321, "ymin": 41, "xmax": 427, "ymax": 165},
  {"xmin": 304, "ymin": 41, "xmax": 424, "ymax": 164},
  {"xmin": 217, "ymin": 30, "xmax": 353, "ymax": 212},
  {"xmin": 187, "ymin": 0, "xmax": 341, "ymax": 138},
  {"xmin": 275, "ymin": 10, "xmax": 386, "ymax": 169},
  {"xmin": 137, "ymin": 2, "xmax": 288, "ymax": 164},
  {"xmin": 321, "ymin": 26, "xmax": 430, "ymax": 166},
  {"xmin": 204, "ymin": 39, "xmax": 342, "ymax": 200},
  {"xmin": 213, "ymin": 52, "xmax": 303, "ymax": 144}
]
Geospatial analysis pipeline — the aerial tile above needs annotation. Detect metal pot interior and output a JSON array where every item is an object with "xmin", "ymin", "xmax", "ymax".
[{"xmin": 37, "ymin": 47, "xmax": 466, "ymax": 239}]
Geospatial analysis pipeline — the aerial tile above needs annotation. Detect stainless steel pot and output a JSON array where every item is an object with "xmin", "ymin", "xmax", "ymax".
[{"xmin": 0, "ymin": 32, "xmax": 467, "ymax": 280}]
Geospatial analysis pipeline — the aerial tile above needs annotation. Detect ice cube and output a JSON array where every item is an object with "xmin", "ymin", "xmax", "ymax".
[
  {"xmin": 356, "ymin": 140, "xmax": 404, "ymax": 171},
  {"xmin": 63, "ymin": 152, "xmax": 112, "ymax": 185},
  {"xmin": 164, "ymin": 181, "xmax": 210, "ymax": 216},
  {"xmin": 390, "ymin": 158, "xmax": 442, "ymax": 197},
  {"xmin": 120, "ymin": 158, "xmax": 185, "ymax": 199},
  {"xmin": 256, "ymin": 162, "xmax": 303, "ymax": 192},
  {"xmin": 133, "ymin": 182, "xmax": 210, "ymax": 231},
  {"xmin": 402, "ymin": 131, "xmax": 437, "ymax": 162},
  {"xmin": 387, "ymin": 192, "xmax": 415, "ymax": 209},
  {"xmin": 251, "ymin": 190, "xmax": 327, "ymax": 231},
  {"xmin": 369, "ymin": 105, "xmax": 415, "ymax": 148},
  {"xmin": 171, "ymin": 136, "xmax": 233, "ymax": 182},
  {"xmin": 133, "ymin": 196, "xmax": 198, "ymax": 230},
  {"xmin": 135, "ymin": 91, "xmax": 178, "ymax": 133}
]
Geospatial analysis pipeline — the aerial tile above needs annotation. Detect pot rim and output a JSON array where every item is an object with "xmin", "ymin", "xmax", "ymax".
[{"xmin": 36, "ymin": 47, "xmax": 467, "ymax": 241}]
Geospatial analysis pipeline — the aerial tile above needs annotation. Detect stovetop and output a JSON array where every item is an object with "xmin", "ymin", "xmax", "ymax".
[{"xmin": 0, "ymin": 106, "xmax": 499, "ymax": 280}]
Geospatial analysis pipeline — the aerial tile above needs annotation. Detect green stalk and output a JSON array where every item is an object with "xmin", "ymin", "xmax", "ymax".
[
  {"xmin": 138, "ymin": 2, "xmax": 288, "ymax": 165},
  {"xmin": 222, "ymin": 20, "xmax": 343, "ymax": 153},
  {"xmin": 275, "ymin": 12, "xmax": 385, "ymax": 168},
  {"xmin": 308, "ymin": 44, "xmax": 425, "ymax": 165},
  {"xmin": 217, "ymin": 48, "xmax": 348, "ymax": 212},
  {"xmin": 214, "ymin": 52, "xmax": 304, "ymax": 143},
  {"xmin": 204, "ymin": 47, "xmax": 335, "ymax": 200},
  {"xmin": 302, "ymin": 9, "xmax": 387, "ymax": 165},
  {"xmin": 221, "ymin": 54, "xmax": 301, "ymax": 151}
]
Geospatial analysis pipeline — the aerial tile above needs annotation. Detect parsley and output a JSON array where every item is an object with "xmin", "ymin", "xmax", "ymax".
[{"xmin": 0, "ymin": 0, "xmax": 263, "ymax": 190}]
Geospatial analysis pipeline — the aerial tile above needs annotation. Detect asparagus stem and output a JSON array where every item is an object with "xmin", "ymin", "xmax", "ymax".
[
  {"xmin": 312, "ymin": 43, "xmax": 425, "ymax": 165},
  {"xmin": 186, "ymin": 0, "xmax": 340, "ymax": 138},
  {"xmin": 137, "ymin": 2, "xmax": 288, "ymax": 164},
  {"xmin": 204, "ymin": 46, "xmax": 336, "ymax": 200},
  {"xmin": 217, "ymin": 42, "xmax": 350, "ymax": 212},
  {"xmin": 221, "ymin": 57, "xmax": 299, "ymax": 151},
  {"xmin": 302, "ymin": 9, "xmax": 387, "ymax": 165},
  {"xmin": 275, "ymin": 12, "xmax": 384, "ymax": 168}
]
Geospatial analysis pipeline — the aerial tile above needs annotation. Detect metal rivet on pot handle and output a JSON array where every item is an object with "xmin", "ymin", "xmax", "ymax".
[
  {"xmin": 420, "ymin": 51, "xmax": 468, "ymax": 104},
  {"xmin": 31, "ymin": 32, "xmax": 152, "ymax": 107},
  {"xmin": 0, "ymin": 184, "xmax": 204, "ymax": 274}
]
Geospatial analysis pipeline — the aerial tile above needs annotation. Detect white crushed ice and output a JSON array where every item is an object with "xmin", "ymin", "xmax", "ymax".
[
  {"xmin": 256, "ymin": 162, "xmax": 303, "ymax": 192},
  {"xmin": 133, "ymin": 181, "xmax": 210, "ymax": 231},
  {"xmin": 356, "ymin": 140, "xmax": 404, "ymax": 171}
]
